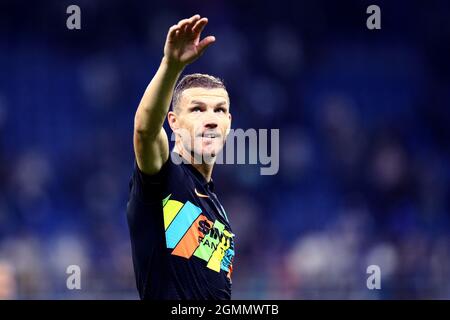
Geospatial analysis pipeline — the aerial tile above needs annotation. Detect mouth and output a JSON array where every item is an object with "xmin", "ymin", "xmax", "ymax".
[
  {"xmin": 198, "ymin": 132, "xmax": 221, "ymax": 139},
  {"xmin": 196, "ymin": 132, "xmax": 222, "ymax": 148}
]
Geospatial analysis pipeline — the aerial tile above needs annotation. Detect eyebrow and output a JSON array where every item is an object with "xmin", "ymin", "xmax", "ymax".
[{"xmin": 191, "ymin": 100, "xmax": 228, "ymax": 107}]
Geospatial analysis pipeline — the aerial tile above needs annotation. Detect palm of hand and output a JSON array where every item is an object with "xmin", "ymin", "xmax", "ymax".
[{"xmin": 164, "ymin": 15, "xmax": 215, "ymax": 68}]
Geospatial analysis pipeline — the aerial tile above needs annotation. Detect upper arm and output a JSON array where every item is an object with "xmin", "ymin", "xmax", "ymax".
[{"xmin": 133, "ymin": 127, "xmax": 169, "ymax": 176}]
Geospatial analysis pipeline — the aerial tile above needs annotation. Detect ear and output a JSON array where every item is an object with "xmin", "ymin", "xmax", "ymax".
[
  {"xmin": 226, "ymin": 113, "xmax": 232, "ymax": 136},
  {"xmin": 168, "ymin": 111, "xmax": 179, "ymax": 132}
]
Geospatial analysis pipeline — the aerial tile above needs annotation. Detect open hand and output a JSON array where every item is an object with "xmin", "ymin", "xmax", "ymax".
[{"xmin": 164, "ymin": 15, "xmax": 216, "ymax": 69}]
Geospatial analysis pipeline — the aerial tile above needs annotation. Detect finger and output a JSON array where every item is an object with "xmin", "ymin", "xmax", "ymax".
[
  {"xmin": 193, "ymin": 22, "xmax": 209, "ymax": 42},
  {"xmin": 189, "ymin": 14, "xmax": 201, "ymax": 23},
  {"xmin": 181, "ymin": 22, "xmax": 191, "ymax": 35},
  {"xmin": 176, "ymin": 18, "xmax": 191, "ymax": 30},
  {"xmin": 197, "ymin": 35, "xmax": 216, "ymax": 55},
  {"xmin": 186, "ymin": 14, "xmax": 202, "ymax": 31},
  {"xmin": 181, "ymin": 15, "xmax": 201, "ymax": 35},
  {"xmin": 188, "ymin": 14, "xmax": 201, "ymax": 21},
  {"xmin": 178, "ymin": 15, "xmax": 200, "ymax": 30},
  {"xmin": 167, "ymin": 24, "xmax": 180, "ymax": 41},
  {"xmin": 192, "ymin": 17, "xmax": 208, "ymax": 34}
]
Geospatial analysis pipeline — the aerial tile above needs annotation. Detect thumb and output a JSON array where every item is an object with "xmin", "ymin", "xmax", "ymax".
[{"xmin": 197, "ymin": 36, "xmax": 216, "ymax": 55}]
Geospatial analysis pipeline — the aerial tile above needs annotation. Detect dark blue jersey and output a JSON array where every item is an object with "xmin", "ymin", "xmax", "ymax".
[{"xmin": 126, "ymin": 152, "xmax": 235, "ymax": 300}]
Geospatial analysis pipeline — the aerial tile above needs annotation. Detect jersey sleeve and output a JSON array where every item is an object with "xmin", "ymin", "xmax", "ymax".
[
  {"xmin": 129, "ymin": 159, "xmax": 171, "ymax": 204},
  {"xmin": 126, "ymin": 156, "xmax": 182, "ymax": 299}
]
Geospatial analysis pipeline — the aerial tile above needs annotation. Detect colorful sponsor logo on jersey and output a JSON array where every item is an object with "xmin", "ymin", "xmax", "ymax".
[{"xmin": 162, "ymin": 194, "xmax": 234, "ymax": 279}]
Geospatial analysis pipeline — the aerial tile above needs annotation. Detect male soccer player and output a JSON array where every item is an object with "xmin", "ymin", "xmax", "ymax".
[{"xmin": 127, "ymin": 15, "xmax": 235, "ymax": 300}]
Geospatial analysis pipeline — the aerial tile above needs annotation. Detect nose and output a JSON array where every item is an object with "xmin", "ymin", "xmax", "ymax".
[
  {"xmin": 204, "ymin": 122, "xmax": 218, "ymax": 130},
  {"xmin": 203, "ymin": 110, "xmax": 218, "ymax": 130}
]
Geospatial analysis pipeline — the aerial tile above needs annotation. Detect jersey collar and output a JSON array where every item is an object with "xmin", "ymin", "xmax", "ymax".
[{"xmin": 171, "ymin": 152, "xmax": 215, "ymax": 192}]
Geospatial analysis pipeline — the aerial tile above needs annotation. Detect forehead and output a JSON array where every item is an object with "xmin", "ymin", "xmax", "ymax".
[{"xmin": 180, "ymin": 87, "xmax": 229, "ymax": 105}]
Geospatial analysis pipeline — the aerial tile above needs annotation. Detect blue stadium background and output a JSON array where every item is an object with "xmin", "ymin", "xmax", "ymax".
[{"xmin": 0, "ymin": 0, "xmax": 449, "ymax": 298}]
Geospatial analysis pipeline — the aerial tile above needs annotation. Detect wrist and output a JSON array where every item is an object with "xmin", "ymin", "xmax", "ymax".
[{"xmin": 161, "ymin": 56, "xmax": 185, "ymax": 74}]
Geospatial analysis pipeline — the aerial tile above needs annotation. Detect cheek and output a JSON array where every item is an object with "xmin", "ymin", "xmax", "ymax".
[
  {"xmin": 179, "ymin": 118, "xmax": 196, "ymax": 134},
  {"xmin": 220, "ymin": 119, "xmax": 231, "ymax": 132}
]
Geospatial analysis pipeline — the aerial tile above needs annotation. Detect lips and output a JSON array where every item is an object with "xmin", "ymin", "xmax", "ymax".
[
  {"xmin": 202, "ymin": 133, "xmax": 217, "ymax": 138},
  {"xmin": 198, "ymin": 132, "xmax": 221, "ymax": 139}
]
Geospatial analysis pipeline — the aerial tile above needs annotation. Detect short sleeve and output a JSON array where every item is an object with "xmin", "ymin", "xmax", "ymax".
[{"xmin": 129, "ymin": 159, "xmax": 171, "ymax": 204}]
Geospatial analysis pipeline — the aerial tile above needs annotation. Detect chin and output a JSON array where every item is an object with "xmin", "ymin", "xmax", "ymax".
[
  {"xmin": 189, "ymin": 140, "xmax": 223, "ymax": 164},
  {"xmin": 201, "ymin": 149, "xmax": 217, "ymax": 161},
  {"xmin": 194, "ymin": 148, "xmax": 217, "ymax": 165},
  {"xmin": 201, "ymin": 142, "xmax": 220, "ymax": 156}
]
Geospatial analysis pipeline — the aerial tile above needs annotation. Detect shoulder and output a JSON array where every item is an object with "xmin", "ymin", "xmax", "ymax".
[{"xmin": 129, "ymin": 153, "xmax": 187, "ymax": 200}]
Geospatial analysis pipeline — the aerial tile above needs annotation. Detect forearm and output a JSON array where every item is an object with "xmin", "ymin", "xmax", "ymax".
[
  {"xmin": 132, "ymin": 14, "xmax": 213, "ymax": 174},
  {"xmin": 134, "ymin": 57, "xmax": 183, "ymax": 137}
]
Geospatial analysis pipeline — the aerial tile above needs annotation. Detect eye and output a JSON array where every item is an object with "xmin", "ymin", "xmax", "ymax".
[
  {"xmin": 215, "ymin": 107, "xmax": 226, "ymax": 113},
  {"xmin": 191, "ymin": 106, "xmax": 202, "ymax": 112}
]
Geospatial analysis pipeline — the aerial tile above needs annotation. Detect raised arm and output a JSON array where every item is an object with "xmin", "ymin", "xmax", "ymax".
[{"xmin": 133, "ymin": 14, "xmax": 216, "ymax": 175}]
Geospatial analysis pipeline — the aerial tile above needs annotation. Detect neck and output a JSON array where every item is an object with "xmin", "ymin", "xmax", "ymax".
[
  {"xmin": 192, "ymin": 161, "xmax": 213, "ymax": 182},
  {"xmin": 174, "ymin": 144, "xmax": 214, "ymax": 182}
]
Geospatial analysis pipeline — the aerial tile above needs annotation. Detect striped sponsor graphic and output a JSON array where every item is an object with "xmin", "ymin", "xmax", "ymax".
[{"xmin": 162, "ymin": 195, "xmax": 234, "ymax": 277}]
